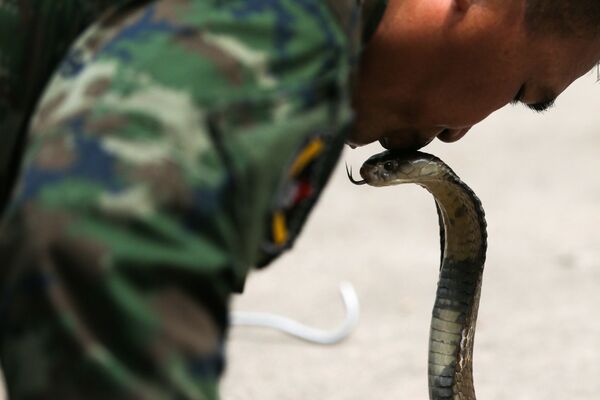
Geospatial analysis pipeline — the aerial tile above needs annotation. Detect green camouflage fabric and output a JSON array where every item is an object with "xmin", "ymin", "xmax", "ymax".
[{"xmin": 0, "ymin": 0, "xmax": 387, "ymax": 398}]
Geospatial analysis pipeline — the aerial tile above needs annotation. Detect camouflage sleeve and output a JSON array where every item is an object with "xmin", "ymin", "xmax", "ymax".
[
  {"xmin": 0, "ymin": 0, "xmax": 131, "ymax": 209},
  {"xmin": 0, "ymin": 0, "xmax": 351, "ymax": 399}
]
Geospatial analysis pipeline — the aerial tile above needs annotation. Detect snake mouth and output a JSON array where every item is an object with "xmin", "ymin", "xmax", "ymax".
[{"xmin": 345, "ymin": 164, "xmax": 367, "ymax": 185}]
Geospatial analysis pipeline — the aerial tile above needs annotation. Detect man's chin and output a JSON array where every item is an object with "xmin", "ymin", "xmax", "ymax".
[
  {"xmin": 344, "ymin": 130, "xmax": 379, "ymax": 148},
  {"xmin": 345, "ymin": 121, "xmax": 385, "ymax": 149}
]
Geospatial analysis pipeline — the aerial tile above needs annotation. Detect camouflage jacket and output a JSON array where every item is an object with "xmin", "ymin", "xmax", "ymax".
[{"xmin": 0, "ymin": 0, "xmax": 388, "ymax": 292}]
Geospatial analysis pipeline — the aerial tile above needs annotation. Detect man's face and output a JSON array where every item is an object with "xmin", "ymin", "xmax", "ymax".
[{"xmin": 349, "ymin": 0, "xmax": 600, "ymax": 150}]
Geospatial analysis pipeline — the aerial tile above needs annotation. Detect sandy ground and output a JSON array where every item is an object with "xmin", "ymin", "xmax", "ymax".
[{"xmin": 221, "ymin": 73, "xmax": 600, "ymax": 399}]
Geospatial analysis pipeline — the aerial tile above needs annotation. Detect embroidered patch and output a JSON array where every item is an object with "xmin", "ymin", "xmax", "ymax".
[{"xmin": 260, "ymin": 134, "xmax": 329, "ymax": 259}]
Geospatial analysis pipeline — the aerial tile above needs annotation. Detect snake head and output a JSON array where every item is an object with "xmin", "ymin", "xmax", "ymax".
[{"xmin": 360, "ymin": 150, "xmax": 446, "ymax": 187}]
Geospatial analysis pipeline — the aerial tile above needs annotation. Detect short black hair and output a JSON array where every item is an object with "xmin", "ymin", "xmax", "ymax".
[{"xmin": 525, "ymin": 0, "xmax": 600, "ymax": 38}]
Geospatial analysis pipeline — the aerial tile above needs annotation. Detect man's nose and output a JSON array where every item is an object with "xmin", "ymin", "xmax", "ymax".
[{"xmin": 437, "ymin": 127, "xmax": 472, "ymax": 143}]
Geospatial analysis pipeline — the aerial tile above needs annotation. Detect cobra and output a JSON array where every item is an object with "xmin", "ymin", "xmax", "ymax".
[{"xmin": 348, "ymin": 151, "xmax": 487, "ymax": 400}]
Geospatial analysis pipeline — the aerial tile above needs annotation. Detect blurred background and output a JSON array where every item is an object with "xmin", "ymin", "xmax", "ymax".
[{"xmin": 222, "ymin": 72, "xmax": 600, "ymax": 399}]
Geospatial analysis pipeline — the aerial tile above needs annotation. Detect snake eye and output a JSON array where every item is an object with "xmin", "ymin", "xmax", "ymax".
[{"xmin": 384, "ymin": 161, "xmax": 395, "ymax": 171}]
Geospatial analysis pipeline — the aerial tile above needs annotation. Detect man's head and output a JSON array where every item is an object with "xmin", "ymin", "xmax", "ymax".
[{"xmin": 349, "ymin": 0, "xmax": 600, "ymax": 150}]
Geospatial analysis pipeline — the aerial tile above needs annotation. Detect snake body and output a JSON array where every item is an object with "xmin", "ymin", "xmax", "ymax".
[{"xmin": 349, "ymin": 151, "xmax": 487, "ymax": 400}]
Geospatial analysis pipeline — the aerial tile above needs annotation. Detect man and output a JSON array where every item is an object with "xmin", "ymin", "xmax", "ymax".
[{"xmin": 0, "ymin": 0, "xmax": 598, "ymax": 398}]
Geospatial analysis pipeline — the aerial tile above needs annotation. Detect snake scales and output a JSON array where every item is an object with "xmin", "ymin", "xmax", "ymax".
[{"xmin": 348, "ymin": 150, "xmax": 487, "ymax": 400}]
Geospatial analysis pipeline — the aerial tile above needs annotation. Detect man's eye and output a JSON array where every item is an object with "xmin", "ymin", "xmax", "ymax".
[{"xmin": 384, "ymin": 161, "xmax": 394, "ymax": 171}]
